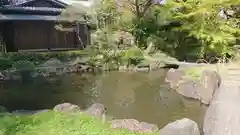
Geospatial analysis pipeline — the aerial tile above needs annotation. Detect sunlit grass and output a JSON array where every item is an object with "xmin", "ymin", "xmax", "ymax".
[
  {"xmin": 0, "ymin": 111, "xmax": 158, "ymax": 135},
  {"xmin": 183, "ymin": 57, "xmax": 231, "ymax": 80}
]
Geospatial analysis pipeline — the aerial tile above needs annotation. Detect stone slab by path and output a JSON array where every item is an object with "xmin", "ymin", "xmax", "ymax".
[{"xmin": 204, "ymin": 63, "xmax": 240, "ymax": 135}]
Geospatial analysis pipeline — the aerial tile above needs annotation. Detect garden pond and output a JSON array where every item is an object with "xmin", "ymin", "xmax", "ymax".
[{"xmin": 0, "ymin": 69, "xmax": 207, "ymax": 131}]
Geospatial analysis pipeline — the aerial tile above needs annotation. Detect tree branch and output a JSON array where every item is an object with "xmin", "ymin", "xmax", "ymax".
[
  {"xmin": 135, "ymin": 0, "xmax": 140, "ymax": 18},
  {"xmin": 140, "ymin": 0, "xmax": 154, "ymax": 17}
]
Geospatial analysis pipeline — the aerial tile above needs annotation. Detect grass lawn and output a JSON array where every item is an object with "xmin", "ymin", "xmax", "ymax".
[{"xmin": 0, "ymin": 111, "xmax": 157, "ymax": 135}]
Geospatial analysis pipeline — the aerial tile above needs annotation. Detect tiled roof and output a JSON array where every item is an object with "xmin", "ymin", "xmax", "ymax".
[
  {"xmin": 9, "ymin": 0, "xmax": 93, "ymax": 7},
  {"xmin": 0, "ymin": 0, "xmax": 93, "ymax": 21},
  {"xmin": 0, "ymin": 14, "xmax": 61, "ymax": 20},
  {"xmin": 10, "ymin": 0, "xmax": 67, "ymax": 7},
  {"xmin": 5, "ymin": 6, "xmax": 62, "ymax": 11},
  {"xmin": 0, "ymin": 6, "xmax": 63, "ymax": 15},
  {"xmin": 59, "ymin": 0, "xmax": 93, "ymax": 7},
  {"xmin": 1, "ymin": 0, "xmax": 93, "ymax": 13}
]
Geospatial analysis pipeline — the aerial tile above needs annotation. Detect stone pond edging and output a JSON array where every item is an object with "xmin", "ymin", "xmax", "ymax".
[
  {"xmin": 0, "ymin": 103, "xmax": 201, "ymax": 135},
  {"xmin": 0, "ymin": 57, "xmax": 171, "ymax": 81},
  {"xmin": 165, "ymin": 67, "xmax": 221, "ymax": 105},
  {"xmin": 159, "ymin": 118, "xmax": 200, "ymax": 135}
]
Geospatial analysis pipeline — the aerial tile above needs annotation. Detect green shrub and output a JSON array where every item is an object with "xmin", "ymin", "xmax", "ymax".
[
  {"xmin": 0, "ymin": 57, "xmax": 13, "ymax": 70},
  {"xmin": 1, "ymin": 51, "xmax": 87, "ymax": 67},
  {"xmin": 120, "ymin": 46, "xmax": 144, "ymax": 65},
  {"xmin": 12, "ymin": 60, "xmax": 36, "ymax": 72},
  {"xmin": 0, "ymin": 106, "xmax": 8, "ymax": 113},
  {"xmin": 3, "ymin": 52, "xmax": 43, "ymax": 63}
]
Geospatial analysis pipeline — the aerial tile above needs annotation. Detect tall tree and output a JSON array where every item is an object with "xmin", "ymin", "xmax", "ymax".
[{"xmin": 167, "ymin": 0, "xmax": 240, "ymax": 58}]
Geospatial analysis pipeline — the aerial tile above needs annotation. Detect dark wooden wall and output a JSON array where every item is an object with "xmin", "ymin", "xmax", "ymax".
[
  {"xmin": 0, "ymin": 21, "xmax": 16, "ymax": 52},
  {"xmin": 13, "ymin": 21, "xmax": 76, "ymax": 50},
  {"xmin": 0, "ymin": 20, "xmax": 90, "ymax": 52}
]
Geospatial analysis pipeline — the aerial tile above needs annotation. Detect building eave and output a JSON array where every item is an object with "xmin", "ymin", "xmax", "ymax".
[
  {"xmin": 0, "ymin": 7, "xmax": 62, "ymax": 15},
  {"xmin": 14, "ymin": 0, "xmax": 68, "ymax": 8}
]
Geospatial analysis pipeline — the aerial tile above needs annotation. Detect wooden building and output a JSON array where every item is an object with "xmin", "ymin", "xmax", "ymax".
[{"xmin": 0, "ymin": 0, "xmax": 91, "ymax": 52}]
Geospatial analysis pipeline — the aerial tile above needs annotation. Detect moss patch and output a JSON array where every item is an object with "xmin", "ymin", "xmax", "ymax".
[
  {"xmin": 183, "ymin": 64, "xmax": 219, "ymax": 80},
  {"xmin": 183, "ymin": 67, "xmax": 205, "ymax": 80},
  {"xmin": 0, "ymin": 111, "xmax": 158, "ymax": 135}
]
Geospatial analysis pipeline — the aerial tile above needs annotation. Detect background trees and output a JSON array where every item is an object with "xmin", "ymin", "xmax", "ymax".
[{"xmin": 53, "ymin": 0, "xmax": 240, "ymax": 62}]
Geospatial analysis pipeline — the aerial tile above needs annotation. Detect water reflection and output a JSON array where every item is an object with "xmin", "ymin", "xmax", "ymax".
[
  {"xmin": 97, "ymin": 71, "xmax": 207, "ymax": 130},
  {"xmin": 0, "ymin": 69, "xmax": 207, "ymax": 130}
]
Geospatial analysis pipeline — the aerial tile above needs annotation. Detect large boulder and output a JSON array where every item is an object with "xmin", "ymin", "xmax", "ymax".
[
  {"xmin": 165, "ymin": 68, "xmax": 221, "ymax": 104},
  {"xmin": 111, "ymin": 119, "xmax": 158, "ymax": 133},
  {"xmin": 53, "ymin": 103, "xmax": 80, "ymax": 113},
  {"xmin": 204, "ymin": 82, "xmax": 240, "ymax": 135},
  {"xmin": 40, "ymin": 58, "xmax": 63, "ymax": 67},
  {"xmin": 159, "ymin": 118, "xmax": 200, "ymax": 135},
  {"xmin": 69, "ymin": 57, "xmax": 91, "ymax": 72},
  {"xmin": 139, "ymin": 122, "xmax": 159, "ymax": 133},
  {"xmin": 38, "ymin": 58, "xmax": 66, "ymax": 75},
  {"xmin": 85, "ymin": 103, "xmax": 106, "ymax": 121}
]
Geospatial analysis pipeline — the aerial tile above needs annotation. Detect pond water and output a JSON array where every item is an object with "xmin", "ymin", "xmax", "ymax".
[{"xmin": 0, "ymin": 69, "xmax": 207, "ymax": 131}]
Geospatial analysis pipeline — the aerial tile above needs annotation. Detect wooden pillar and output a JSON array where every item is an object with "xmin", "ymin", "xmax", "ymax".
[
  {"xmin": 2, "ymin": 21, "xmax": 17, "ymax": 52},
  {"xmin": 83, "ymin": 23, "xmax": 90, "ymax": 47}
]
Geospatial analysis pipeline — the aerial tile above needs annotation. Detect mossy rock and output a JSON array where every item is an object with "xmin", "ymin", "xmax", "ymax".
[
  {"xmin": 166, "ymin": 68, "xmax": 221, "ymax": 104},
  {"xmin": 53, "ymin": 103, "xmax": 81, "ymax": 113},
  {"xmin": 183, "ymin": 67, "xmax": 205, "ymax": 80}
]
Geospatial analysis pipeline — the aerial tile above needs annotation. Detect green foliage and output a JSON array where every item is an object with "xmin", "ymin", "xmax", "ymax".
[
  {"xmin": 0, "ymin": 51, "xmax": 86, "ymax": 71},
  {"xmin": 124, "ymin": 46, "xmax": 143, "ymax": 59},
  {"xmin": 89, "ymin": 26, "xmax": 142, "ymax": 68},
  {"xmin": 86, "ymin": 45, "xmax": 144, "ymax": 69},
  {"xmin": 120, "ymin": 46, "xmax": 144, "ymax": 65},
  {"xmin": 166, "ymin": 0, "xmax": 240, "ymax": 59},
  {"xmin": 91, "ymin": 29, "xmax": 135, "ymax": 50},
  {"xmin": 3, "ymin": 53, "xmax": 46, "ymax": 65},
  {"xmin": 0, "ymin": 111, "xmax": 157, "ymax": 135},
  {"xmin": 60, "ymin": 0, "xmax": 239, "ymax": 62},
  {"xmin": 184, "ymin": 67, "xmax": 204, "ymax": 80},
  {"xmin": 130, "ymin": 5, "xmax": 174, "ymax": 48},
  {"xmin": 91, "ymin": 29, "xmax": 116, "ymax": 50},
  {"xmin": 0, "ymin": 51, "xmax": 87, "ymax": 69},
  {"xmin": 120, "ymin": 0, "xmax": 239, "ymax": 61},
  {"xmin": 95, "ymin": 0, "xmax": 121, "ymax": 29},
  {"xmin": 0, "ymin": 57, "xmax": 13, "ymax": 70},
  {"xmin": 0, "ymin": 106, "xmax": 7, "ymax": 113},
  {"xmin": 12, "ymin": 60, "xmax": 36, "ymax": 72}
]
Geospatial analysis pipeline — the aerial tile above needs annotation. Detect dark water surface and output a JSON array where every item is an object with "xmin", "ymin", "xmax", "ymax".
[{"xmin": 0, "ymin": 69, "xmax": 207, "ymax": 130}]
